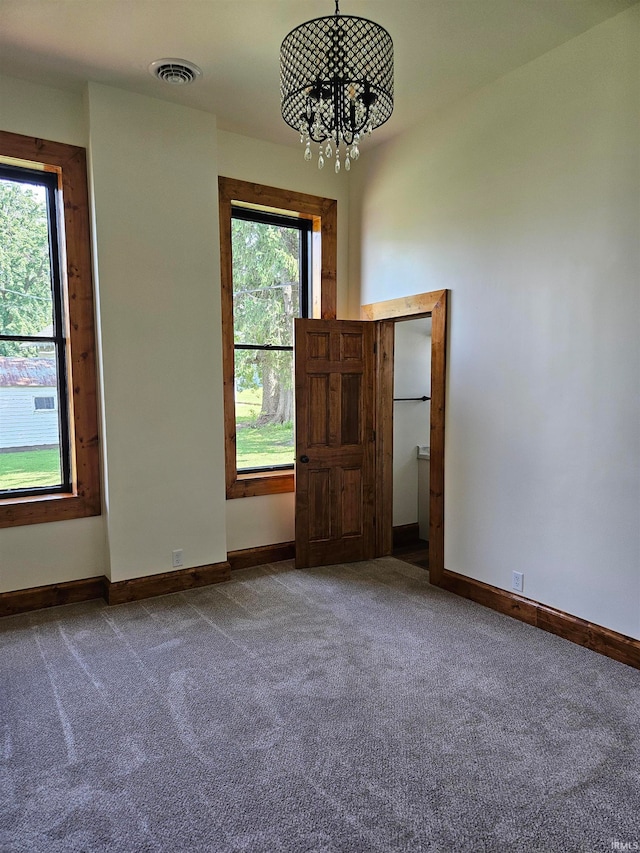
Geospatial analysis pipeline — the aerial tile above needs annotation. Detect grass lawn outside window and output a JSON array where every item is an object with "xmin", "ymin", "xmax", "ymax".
[
  {"xmin": 0, "ymin": 449, "xmax": 61, "ymax": 491},
  {"xmin": 235, "ymin": 388, "xmax": 294, "ymax": 470}
]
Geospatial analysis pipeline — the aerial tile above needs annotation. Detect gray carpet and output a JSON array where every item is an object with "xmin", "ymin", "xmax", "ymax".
[{"xmin": 1, "ymin": 557, "xmax": 638, "ymax": 853}]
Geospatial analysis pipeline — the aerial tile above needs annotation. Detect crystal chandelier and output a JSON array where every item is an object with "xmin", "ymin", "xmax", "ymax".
[{"xmin": 280, "ymin": 0, "xmax": 394, "ymax": 173}]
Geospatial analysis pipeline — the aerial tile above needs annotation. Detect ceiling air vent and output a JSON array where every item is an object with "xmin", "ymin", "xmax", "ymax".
[{"xmin": 149, "ymin": 59, "xmax": 202, "ymax": 86}]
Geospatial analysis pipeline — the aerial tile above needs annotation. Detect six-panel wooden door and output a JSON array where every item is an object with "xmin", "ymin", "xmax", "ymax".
[{"xmin": 294, "ymin": 319, "xmax": 377, "ymax": 568}]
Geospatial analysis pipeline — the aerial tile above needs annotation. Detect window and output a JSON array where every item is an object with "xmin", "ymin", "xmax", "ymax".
[
  {"xmin": 219, "ymin": 177, "xmax": 337, "ymax": 499},
  {"xmin": 0, "ymin": 131, "xmax": 100, "ymax": 528},
  {"xmin": 34, "ymin": 397, "xmax": 56, "ymax": 412},
  {"xmin": 232, "ymin": 207, "xmax": 311, "ymax": 474},
  {"xmin": 0, "ymin": 163, "xmax": 71, "ymax": 496}
]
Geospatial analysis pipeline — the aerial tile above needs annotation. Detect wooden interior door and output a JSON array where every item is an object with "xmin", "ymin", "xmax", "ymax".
[{"xmin": 295, "ymin": 319, "xmax": 377, "ymax": 568}]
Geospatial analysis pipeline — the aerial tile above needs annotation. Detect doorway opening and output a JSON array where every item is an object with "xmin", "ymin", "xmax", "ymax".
[
  {"xmin": 391, "ymin": 316, "xmax": 432, "ymax": 572},
  {"xmin": 362, "ymin": 289, "xmax": 448, "ymax": 586}
]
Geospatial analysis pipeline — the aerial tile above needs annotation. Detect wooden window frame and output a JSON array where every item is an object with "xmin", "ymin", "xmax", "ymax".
[
  {"xmin": 219, "ymin": 177, "xmax": 337, "ymax": 499},
  {"xmin": 0, "ymin": 131, "xmax": 100, "ymax": 528}
]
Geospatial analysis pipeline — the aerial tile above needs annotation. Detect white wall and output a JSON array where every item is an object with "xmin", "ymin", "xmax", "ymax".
[
  {"xmin": 351, "ymin": 7, "xmax": 640, "ymax": 638},
  {"xmin": 87, "ymin": 83, "xmax": 226, "ymax": 582},
  {"xmin": 0, "ymin": 74, "xmax": 105, "ymax": 592},
  {"xmin": 217, "ymin": 130, "xmax": 350, "ymax": 551},
  {"xmin": 0, "ymin": 74, "xmax": 86, "ymax": 147},
  {"xmin": 392, "ymin": 318, "xmax": 431, "ymax": 527}
]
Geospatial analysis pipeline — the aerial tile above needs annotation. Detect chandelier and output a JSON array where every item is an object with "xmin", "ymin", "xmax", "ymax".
[{"xmin": 280, "ymin": 0, "xmax": 394, "ymax": 173}]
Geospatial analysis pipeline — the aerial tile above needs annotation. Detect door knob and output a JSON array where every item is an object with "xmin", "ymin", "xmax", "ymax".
[{"xmin": 299, "ymin": 455, "xmax": 310, "ymax": 463}]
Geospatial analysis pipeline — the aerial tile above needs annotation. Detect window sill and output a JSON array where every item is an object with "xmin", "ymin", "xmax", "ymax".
[
  {"xmin": 227, "ymin": 470, "xmax": 294, "ymax": 499},
  {"xmin": 0, "ymin": 491, "xmax": 101, "ymax": 528}
]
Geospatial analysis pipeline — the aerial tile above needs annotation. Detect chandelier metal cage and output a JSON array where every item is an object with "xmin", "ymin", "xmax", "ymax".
[{"xmin": 280, "ymin": 0, "xmax": 393, "ymax": 172}]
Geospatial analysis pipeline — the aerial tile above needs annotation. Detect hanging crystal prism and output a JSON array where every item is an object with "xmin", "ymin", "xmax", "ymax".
[{"xmin": 350, "ymin": 132, "xmax": 360, "ymax": 161}]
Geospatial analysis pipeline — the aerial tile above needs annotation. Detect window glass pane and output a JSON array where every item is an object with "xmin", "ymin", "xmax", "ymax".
[
  {"xmin": 231, "ymin": 218, "xmax": 300, "ymax": 347},
  {"xmin": 0, "ymin": 178, "xmax": 55, "ymax": 342},
  {"xmin": 235, "ymin": 348, "xmax": 295, "ymax": 470},
  {"xmin": 0, "ymin": 349, "xmax": 63, "ymax": 491}
]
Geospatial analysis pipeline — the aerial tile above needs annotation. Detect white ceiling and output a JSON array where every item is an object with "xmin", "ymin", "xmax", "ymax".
[{"xmin": 0, "ymin": 0, "xmax": 636, "ymax": 150}]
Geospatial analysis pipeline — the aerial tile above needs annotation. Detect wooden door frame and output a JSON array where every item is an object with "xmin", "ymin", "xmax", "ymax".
[{"xmin": 361, "ymin": 290, "xmax": 448, "ymax": 586}]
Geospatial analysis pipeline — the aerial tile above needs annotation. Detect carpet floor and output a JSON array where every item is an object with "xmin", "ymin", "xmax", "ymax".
[{"xmin": 1, "ymin": 557, "xmax": 638, "ymax": 852}]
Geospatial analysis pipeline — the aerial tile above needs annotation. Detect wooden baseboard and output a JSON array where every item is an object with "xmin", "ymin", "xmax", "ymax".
[
  {"xmin": 228, "ymin": 541, "xmax": 295, "ymax": 571},
  {"xmin": 392, "ymin": 523, "xmax": 421, "ymax": 547},
  {"xmin": 105, "ymin": 561, "xmax": 231, "ymax": 605},
  {"xmin": 0, "ymin": 576, "xmax": 104, "ymax": 618},
  {"xmin": 440, "ymin": 569, "xmax": 640, "ymax": 670},
  {"xmin": 1, "ymin": 562, "xmax": 231, "ymax": 616},
  {"xmin": 5, "ymin": 554, "xmax": 635, "ymax": 671}
]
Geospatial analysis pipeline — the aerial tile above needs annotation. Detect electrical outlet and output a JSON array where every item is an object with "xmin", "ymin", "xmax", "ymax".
[
  {"xmin": 172, "ymin": 549, "xmax": 184, "ymax": 569},
  {"xmin": 512, "ymin": 571, "xmax": 524, "ymax": 593}
]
